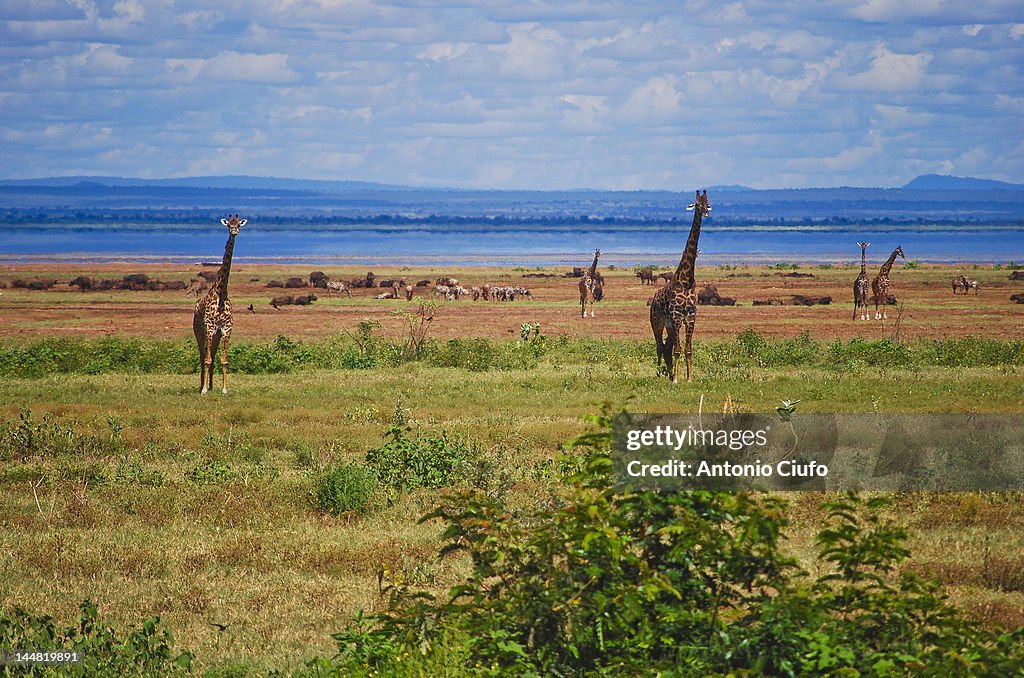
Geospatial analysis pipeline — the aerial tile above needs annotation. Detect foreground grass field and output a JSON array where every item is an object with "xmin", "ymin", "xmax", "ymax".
[{"xmin": 1, "ymin": 330, "xmax": 1023, "ymax": 673}]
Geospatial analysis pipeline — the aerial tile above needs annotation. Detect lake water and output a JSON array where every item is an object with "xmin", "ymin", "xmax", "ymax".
[{"xmin": 2, "ymin": 224, "xmax": 1022, "ymax": 267}]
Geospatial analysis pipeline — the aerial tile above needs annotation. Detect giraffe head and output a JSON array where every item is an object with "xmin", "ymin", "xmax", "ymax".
[
  {"xmin": 894, "ymin": 245, "xmax": 905, "ymax": 259},
  {"xmin": 220, "ymin": 214, "xmax": 247, "ymax": 235},
  {"xmin": 857, "ymin": 241, "xmax": 869, "ymax": 249},
  {"xmin": 686, "ymin": 190, "xmax": 711, "ymax": 217}
]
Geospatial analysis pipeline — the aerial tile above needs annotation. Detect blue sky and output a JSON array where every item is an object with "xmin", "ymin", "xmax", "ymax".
[{"xmin": 0, "ymin": 0, "xmax": 1021, "ymax": 189}]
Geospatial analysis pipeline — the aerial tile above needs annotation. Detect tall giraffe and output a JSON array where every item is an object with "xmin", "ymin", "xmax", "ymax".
[
  {"xmin": 853, "ymin": 241, "xmax": 870, "ymax": 320},
  {"xmin": 193, "ymin": 215, "xmax": 246, "ymax": 394},
  {"xmin": 871, "ymin": 245, "xmax": 905, "ymax": 320},
  {"xmin": 578, "ymin": 249, "xmax": 601, "ymax": 318},
  {"xmin": 649, "ymin": 190, "xmax": 711, "ymax": 383}
]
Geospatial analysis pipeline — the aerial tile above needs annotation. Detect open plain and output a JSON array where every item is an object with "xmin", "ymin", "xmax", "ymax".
[{"xmin": 1, "ymin": 260, "xmax": 1023, "ymax": 674}]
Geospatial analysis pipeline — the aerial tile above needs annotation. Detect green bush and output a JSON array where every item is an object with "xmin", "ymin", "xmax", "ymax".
[
  {"xmin": 365, "ymin": 423, "xmax": 477, "ymax": 500},
  {"xmin": 184, "ymin": 458, "xmax": 236, "ymax": 485},
  {"xmin": 312, "ymin": 409, "xmax": 1024, "ymax": 677},
  {"xmin": 0, "ymin": 599, "xmax": 192, "ymax": 676},
  {"xmin": 310, "ymin": 462, "xmax": 376, "ymax": 515}
]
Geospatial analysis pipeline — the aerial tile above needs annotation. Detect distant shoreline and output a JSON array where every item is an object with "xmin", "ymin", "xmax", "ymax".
[{"xmin": 1, "ymin": 253, "xmax": 1017, "ymax": 267}]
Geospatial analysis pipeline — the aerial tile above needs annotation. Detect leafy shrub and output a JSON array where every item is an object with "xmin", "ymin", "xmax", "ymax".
[
  {"xmin": 310, "ymin": 462, "xmax": 376, "ymax": 515},
  {"xmin": 312, "ymin": 409, "xmax": 1024, "ymax": 676},
  {"xmin": 0, "ymin": 599, "xmax": 192, "ymax": 675},
  {"xmin": 365, "ymin": 423, "xmax": 477, "ymax": 499},
  {"xmin": 184, "ymin": 459, "xmax": 236, "ymax": 485}
]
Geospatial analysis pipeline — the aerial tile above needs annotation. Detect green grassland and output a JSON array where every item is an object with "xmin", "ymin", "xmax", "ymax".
[{"xmin": 1, "ymin": 331, "xmax": 1024, "ymax": 674}]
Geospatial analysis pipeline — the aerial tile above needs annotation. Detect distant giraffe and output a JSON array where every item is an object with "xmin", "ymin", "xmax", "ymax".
[
  {"xmin": 871, "ymin": 245, "xmax": 905, "ymax": 320},
  {"xmin": 578, "ymin": 249, "xmax": 601, "ymax": 318},
  {"xmin": 853, "ymin": 241, "xmax": 870, "ymax": 320},
  {"xmin": 193, "ymin": 215, "xmax": 245, "ymax": 394},
  {"xmin": 649, "ymin": 190, "xmax": 711, "ymax": 383}
]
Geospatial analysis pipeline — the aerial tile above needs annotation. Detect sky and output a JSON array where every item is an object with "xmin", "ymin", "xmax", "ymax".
[{"xmin": 0, "ymin": 1, "xmax": 1022, "ymax": 190}]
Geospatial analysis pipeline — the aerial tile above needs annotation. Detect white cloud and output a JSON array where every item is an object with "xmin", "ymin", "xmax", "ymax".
[
  {"xmin": 178, "ymin": 52, "xmax": 299, "ymax": 84},
  {"xmin": 962, "ymin": 24, "xmax": 984, "ymax": 36},
  {"xmin": 873, "ymin": 103, "xmax": 934, "ymax": 126},
  {"xmin": 417, "ymin": 42, "xmax": 472, "ymax": 63},
  {"xmin": 492, "ymin": 24, "xmax": 567, "ymax": 80},
  {"xmin": 841, "ymin": 45, "xmax": 932, "ymax": 91},
  {"xmin": 620, "ymin": 75, "xmax": 681, "ymax": 123}
]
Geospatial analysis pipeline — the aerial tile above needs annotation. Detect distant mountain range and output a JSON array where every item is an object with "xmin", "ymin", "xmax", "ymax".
[
  {"xmin": 0, "ymin": 174, "xmax": 1021, "ymax": 226},
  {"xmin": 2, "ymin": 173, "xmax": 1021, "ymax": 192},
  {"xmin": 902, "ymin": 174, "xmax": 1024, "ymax": 190}
]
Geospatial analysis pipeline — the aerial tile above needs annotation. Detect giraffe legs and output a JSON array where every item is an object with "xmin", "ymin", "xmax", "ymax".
[
  {"xmin": 683, "ymin": 316, "xmax": 695, "ymax": 383},
  {"xmin": 668, "ymin": 326, "xmax": 681, "ymax": 384},
  {"xmin": 201, "ymin": 334, "xmax": 215, "ymax": 394},
  {"xmin": 194, "ymin": 311, "xmax": 207, "ymax": 392},
  {"xmin": 650, "ymin": 308, "xmax": 666, "ymax": 368},
  {"xmin": 220, "ymin": 334, "xmax": 230, "ymax": 394}
]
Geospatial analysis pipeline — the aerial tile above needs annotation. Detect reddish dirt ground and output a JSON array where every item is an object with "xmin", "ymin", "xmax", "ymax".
[{"xmin": 1, "ymin": 262, "xmax": 1022, "ymax": 343}]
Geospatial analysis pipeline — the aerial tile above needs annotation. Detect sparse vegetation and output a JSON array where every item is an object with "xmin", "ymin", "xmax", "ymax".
[{"xmin": 2, "ymin": 262, "xmax": 1024, "ymax": 673}]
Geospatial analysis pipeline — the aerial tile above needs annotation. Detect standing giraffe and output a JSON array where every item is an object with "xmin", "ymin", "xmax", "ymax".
[
  {"xmin": 853, "ymin": 241, "xmax": 870, "ymax": 320},
  {"xmin": 871, "ymin": 245, "xmax": 905, "ymax": 320},
  {"xmin": 193, "ymin": 215, "xmax": 245, "ymax": 394},
  {"xmin": 649, "ymin": 190, "xmax": 711, "ymax": 383},
  {"xmin": 578, "ymin": 249, "xmax": 601, "ymax": 318}
]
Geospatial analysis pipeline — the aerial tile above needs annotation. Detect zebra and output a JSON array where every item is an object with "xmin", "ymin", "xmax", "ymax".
[{"xmin": 326, "ymin": 280, "xmax": 353, "ymax": 297}]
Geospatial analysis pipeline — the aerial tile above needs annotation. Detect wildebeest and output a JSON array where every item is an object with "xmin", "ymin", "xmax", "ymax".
[
  {"xmin": 293, "ymin": 294, "xmax": 318, "ymax": 305},
  {"xmin": 635, "ymin": 268, "xmax": 655, "ymax": 285},
  {"xmin": 69, "ymin": 276, "xmax": 97, "ymax": 291}
]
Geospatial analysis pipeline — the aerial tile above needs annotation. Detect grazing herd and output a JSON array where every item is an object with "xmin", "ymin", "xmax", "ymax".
[{"xmin": 5, "ymin": 198, "xmax": 1015, "ymax": 392}]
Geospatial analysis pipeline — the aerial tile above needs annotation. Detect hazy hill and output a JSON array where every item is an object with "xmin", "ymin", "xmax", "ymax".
[{"xmin": 903, "ymin": 174, "xmax": 1024, "ymax": 191}]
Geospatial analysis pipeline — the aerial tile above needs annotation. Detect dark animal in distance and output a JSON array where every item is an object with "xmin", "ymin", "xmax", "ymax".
[{"xmin": 635, "ymin": 268, "xmax": 655, "ymax": 285}]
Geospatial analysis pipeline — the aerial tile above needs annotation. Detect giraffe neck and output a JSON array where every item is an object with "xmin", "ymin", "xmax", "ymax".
[
  {"xmin": 879, "ymin": 249, "xmax": 899, "ymax": 278},
  {"xmin": 860, "ymin": 246, "xmax": 867, "ymax": 274},
  {"xmin": 673, "ymin": 206, "xmax": 704, "ymax": 288},
  {"xmin": 216, "ymin": 232, "xmax": 236, "ymax": 311},
  {"xmin": 588, "ymin": 252, "xmax": 600, "ymax": 278}
]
